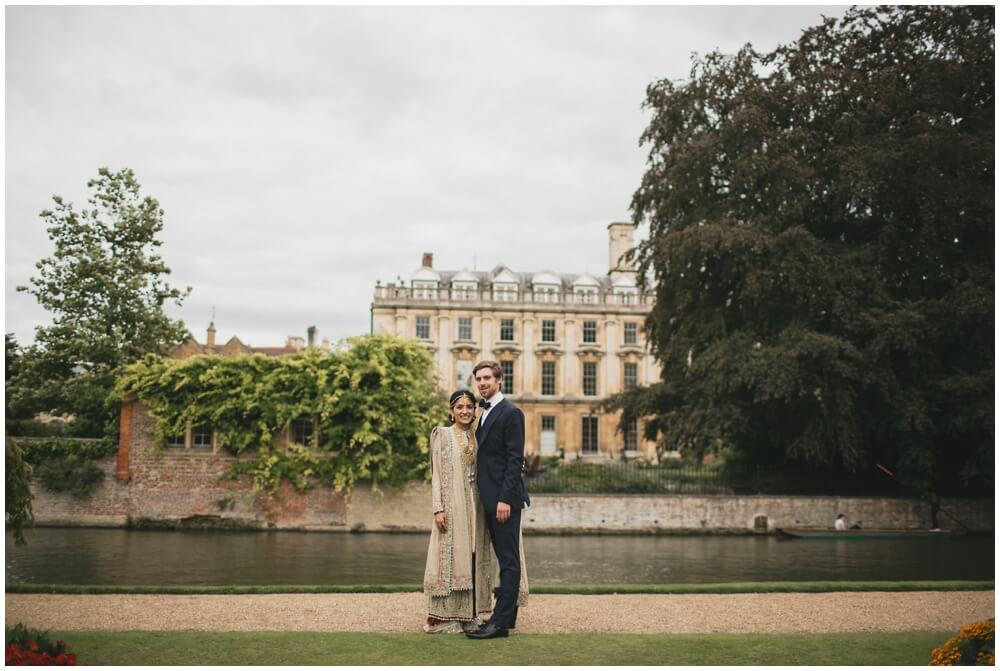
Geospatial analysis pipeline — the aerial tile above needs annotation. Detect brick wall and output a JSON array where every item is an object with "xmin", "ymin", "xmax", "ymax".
[{"xmin": 27, "ymin": 402, "xmax": 994, "ymax": 534}]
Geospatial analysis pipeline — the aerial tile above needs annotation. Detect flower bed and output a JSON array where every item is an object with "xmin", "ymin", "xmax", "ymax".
[
  {"xmin": 930, "ymin": 618, "xmax": 994, "ymax": 666},
  {"xmin": 5, "ymin": 623, "xmax": 77, "ymax": 665}
]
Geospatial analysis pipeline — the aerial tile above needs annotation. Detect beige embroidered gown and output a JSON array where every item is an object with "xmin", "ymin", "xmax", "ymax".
[{"xmin": 423, "ymin": 425, "xmax": 495, "ymax": 621}]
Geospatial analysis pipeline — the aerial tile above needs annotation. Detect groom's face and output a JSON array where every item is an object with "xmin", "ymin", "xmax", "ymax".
[{"xmin": 475, "ymin": 367, "xmax": 501, "ymax": 400}]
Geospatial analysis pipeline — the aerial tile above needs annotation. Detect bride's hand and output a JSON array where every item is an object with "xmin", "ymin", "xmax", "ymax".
[{"xmin": 434, "ymin": 512, "xmax": 448, "ymax": 532}]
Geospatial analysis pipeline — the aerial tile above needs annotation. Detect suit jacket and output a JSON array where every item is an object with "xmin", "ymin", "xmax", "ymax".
[{"xmin": 475, "ymin": 397, "xmax": 530, "ymax": 513}]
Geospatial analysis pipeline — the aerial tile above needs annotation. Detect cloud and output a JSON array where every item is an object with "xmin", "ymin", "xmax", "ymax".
[{"xmin": 6, "ymin": 5, "xmax": 848, "ymax": 347}]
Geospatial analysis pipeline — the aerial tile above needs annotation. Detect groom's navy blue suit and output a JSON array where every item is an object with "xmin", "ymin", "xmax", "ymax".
[{"xmin": 475, "ymin": 396, "xmax": 529, "ymax": 629}]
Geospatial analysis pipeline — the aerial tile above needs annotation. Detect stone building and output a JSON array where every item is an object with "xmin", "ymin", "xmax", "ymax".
[{"xmin": 371, "ymin": 222, "xmax": 661, "ymax": 460}]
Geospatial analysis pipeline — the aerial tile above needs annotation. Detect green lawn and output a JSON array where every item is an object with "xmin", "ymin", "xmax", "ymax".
[{"xmin": 55, "ymin": 630, "xmax": 949, "ymax": 665}]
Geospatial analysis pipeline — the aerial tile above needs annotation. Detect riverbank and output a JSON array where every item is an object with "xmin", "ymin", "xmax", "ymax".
[
  {"xmin": 6, "ymin": 591, "xmax": 994, "ymax": 634},
  {"xmin": 26, "ymin": 448, "xmax": 994, "ymax": 534},
  {"xmin": 7, "ymin": 580, "xmax": 993, "ymax": 595}
]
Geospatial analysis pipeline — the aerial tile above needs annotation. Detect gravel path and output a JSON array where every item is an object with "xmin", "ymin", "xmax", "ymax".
[{"xmin": 6, "ymin": 591, "xmax": 993, "ymax": 634}]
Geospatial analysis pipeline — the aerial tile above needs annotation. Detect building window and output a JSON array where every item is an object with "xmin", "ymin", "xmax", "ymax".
[
  {"xmin": 191, "ymin": 425, "xmax": 213, "ymax": 450},
  {"xmin": 292, "ymin": 417, "xmax": 314, "ymax": 447},
  {"xmin": 165, "ymin": 431, "xmax": 186, "ymax": 449},
  {"xmin": 540, "ymin": 415, "xmax": 557, "ymax": 455},
  {"xmin": 582, "ymin": 321, "xmax": 597, "ymax": 343},
  {"xmin": 624, "ymin": 362, "xmax": 638, "ymax": 391},
  {"xmin": 624, "ymin": 417, "xmax": 638, "ymax": 452},
  {"xmin": 458, "ymin": 317, "xmax": 473, "ymax": 341},
  {"xmin": 624, "ymin": 322, "xmax": 638, "ymax": 345},
  {"xmin": 575, "ymin": 289, "xmax": 598, "ymax": 304},
  {"xmin": 541, "ymin": 320, "xmax": 556, "ymax": 343},
  {"xmin": 541, "ymin": 361, "xmax": 556, "ymax": 396},
  {"xmin": 500, "ymin": 319, "xmax": 515, "ymax": 342},
  {"xmin": 534, "ymin": 286, "xmax": 559, "ymax": 303},
  {"xmin": 501, "ymin": 360, "xmax": 514, "ymax": 394},
  {"xmin": 494, "ymin": 285, "xmax": 518, "ymax": 302},
  {"xmin": 581, "ymin": 415, "xmax": 599, "ymax": 454},
  {"xmin": 583, "ymin": 362, "xmax": 597, "ymax": 396},
  {"xmin": 451, "ymin": 284, "xmax": 477, "ymax": 301},
  {"xmin": 413, "ymin": 282, "xmax": 438, "ymax": 300},
  {"xmin": 415, "ymin": 316, "xmax": 430, "ymax": 340},
  {"xmin": 456, "ymin": 359, "xmax": 473, "ymax": 390}
]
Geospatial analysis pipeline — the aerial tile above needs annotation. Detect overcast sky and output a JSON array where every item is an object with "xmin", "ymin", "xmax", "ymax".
[{"xmin": 6, "ymin": 5, "xmax": 848, "ymax": 349}]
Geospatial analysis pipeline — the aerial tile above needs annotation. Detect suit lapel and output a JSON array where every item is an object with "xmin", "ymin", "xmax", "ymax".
[{"xmin": 477, "ymin": 398, "xmax": 507, "ymax": 447}]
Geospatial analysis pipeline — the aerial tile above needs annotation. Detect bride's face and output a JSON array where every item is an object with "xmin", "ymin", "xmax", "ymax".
[{"xmin": 452, "ymin": 397, "xmax": 476, "ymax": 428}]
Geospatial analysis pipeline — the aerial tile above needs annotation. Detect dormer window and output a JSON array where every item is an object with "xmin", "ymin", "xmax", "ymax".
[
  {"xmin": 533, "ymin": 286, "xmax": 560, "ymax": 303},
  {"xmin": 413, "ymin": 281, "xmax": 439, "ymax": 300},
  {"xmin": 611, "ymin": 275, "xmax": 639, "ymax": 305},
  {"xmin": 532, "ymin": 272, "xmax": 562, "ymax": 304},
  {"xmin": 410, "ymin": 265, "xmax": 442, "ymax": 300},
  {"xmin": 451, "ymin": 283, "xmax": 477, "ymax": 301},
  {"xmin": 450, "ymin": 271, "xmax": 480, "ymax": 301},
  {"xmin": 572, "ymin": 274, "xmax": 600, "ymax": 304},
  {"xmin": 493, "ymin": 284, "xmax": 518, "ymax": 302},
  {"xmin": 492, "ymin": 267, "xmax": 519, "ymax": 302}
]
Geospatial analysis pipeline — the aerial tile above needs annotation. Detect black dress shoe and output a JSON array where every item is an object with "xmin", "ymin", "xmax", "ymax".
[{"xmin": 465, "ymin": 623, "xmax": 509, "ymax": 639}]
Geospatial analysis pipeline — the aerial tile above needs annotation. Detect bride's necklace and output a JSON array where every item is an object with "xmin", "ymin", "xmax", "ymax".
[{"xmin": 453, "ymin": 425, "xmax": 475, "ymax": 465}]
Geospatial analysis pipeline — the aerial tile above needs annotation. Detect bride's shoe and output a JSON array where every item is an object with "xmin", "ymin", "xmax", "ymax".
[{"xmin": 423, "ymin": 619, "xmax": 465, "ymax": 634}]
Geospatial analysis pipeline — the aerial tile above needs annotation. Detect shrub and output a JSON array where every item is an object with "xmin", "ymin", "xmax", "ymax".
[
  {"xmin": 930, "ymin": 618, "xmax": 995, "ymax": 666},
  {"xmin": 13, "ymin": 437, "xmax": 117, "ymax": 498},
  {"xmin": 5, "ymin": 623, "xmax": 77, "ymax": 665},
  {"xmin": 33, "ymin": 453, "xmax": 105, "ymax": 498}
]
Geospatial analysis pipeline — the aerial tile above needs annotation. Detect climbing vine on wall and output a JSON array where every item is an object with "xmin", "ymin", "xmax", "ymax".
[{"xmin": 114, "ymin": 335, "xmax": 447, "ymax": 499}]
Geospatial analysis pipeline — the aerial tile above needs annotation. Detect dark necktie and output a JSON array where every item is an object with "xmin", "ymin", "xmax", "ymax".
[{"xmin": 478, "ymin": 399, "xmax": 491, "ymax": 409}]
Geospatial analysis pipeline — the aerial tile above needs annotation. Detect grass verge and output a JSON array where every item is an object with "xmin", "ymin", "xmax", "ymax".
[
  {"xmin": 6, "ymin": 580, "xmax": 993, "ymax": 595},
  {"xmin": 48, "ymin": 630, "xmax": 951, "ymax": 665}
]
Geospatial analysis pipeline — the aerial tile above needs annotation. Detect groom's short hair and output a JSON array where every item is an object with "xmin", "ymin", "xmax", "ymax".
[{"xmin": 473, "ymin": 360, "xmax": 503, "ymax": 380}]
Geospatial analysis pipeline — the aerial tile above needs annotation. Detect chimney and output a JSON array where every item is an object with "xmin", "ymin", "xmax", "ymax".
[
  {"xmin": 422, "ymin": 252, "xmax": 433, "ymax": 268},
  {"xmin": 307, "ymin": 325, "xmax": 317, "ymax": 348},
  {"xmin": 607, "ymin": 222, "xmax": 637, "ymax": 279},
  {"xmin": 206, "ymin": 321, "xmax": 217, "ymax": 348}
]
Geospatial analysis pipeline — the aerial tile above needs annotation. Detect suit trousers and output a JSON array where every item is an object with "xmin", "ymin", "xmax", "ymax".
[{"xmin": 483, "ymin": 505, "xmax": 521, "ymax": 628}]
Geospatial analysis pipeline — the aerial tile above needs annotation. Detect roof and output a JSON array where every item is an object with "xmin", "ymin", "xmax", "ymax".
[
  {"xmin": 169, "ymin": 338, "xmax": 302, "ymax": 360},
  {"xmin": 423, "ymin": 268, "xmax": 624, "ymax": 291},
  {"xmin": 411, "ymin": 267, "xmax": 442, "ymax": 282}
]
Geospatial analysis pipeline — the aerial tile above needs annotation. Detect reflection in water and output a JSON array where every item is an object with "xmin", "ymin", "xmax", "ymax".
[{"xmin": 5, "ymin": 528, "xmax": 993, "ymax": 586}]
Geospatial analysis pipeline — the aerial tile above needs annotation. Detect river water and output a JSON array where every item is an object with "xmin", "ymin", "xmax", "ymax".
[{"xmin": 5, "ymin": 528, "xmax": 993, "ymax": 585}]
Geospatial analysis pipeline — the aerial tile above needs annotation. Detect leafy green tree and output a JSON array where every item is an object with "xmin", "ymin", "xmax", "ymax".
[
  {"xmin": 620, "ymin": 6, "xmax": 993, "ymax": 492},
  {"xmin": 11, "ymin": 168, "xmax": 190, "ymax": 435}
]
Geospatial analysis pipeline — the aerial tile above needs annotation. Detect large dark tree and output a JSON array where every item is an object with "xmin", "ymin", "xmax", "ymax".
[
  {"xmin": 621, "ymin": 6, "xmax": 993, "ymax": 492},
  {"xmin": 10, "ymin": 168, "xmax": 191, "ymax": 436}
]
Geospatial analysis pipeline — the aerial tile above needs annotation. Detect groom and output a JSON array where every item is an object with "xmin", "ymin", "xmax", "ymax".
[{"xmin": 466, "ymin": 360, "xmax": 530, "ymax": 640}]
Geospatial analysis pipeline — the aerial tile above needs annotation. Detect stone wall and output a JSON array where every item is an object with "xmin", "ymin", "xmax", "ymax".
[{"xmin": 26, "ymin": 402, "xmax": 994, "ymax": 534}]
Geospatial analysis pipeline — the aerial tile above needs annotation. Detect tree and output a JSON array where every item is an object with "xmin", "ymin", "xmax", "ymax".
[
  {"xmin": 11, "ymin": 168, "xmax": 190, "ymax": 435},
  {"xmin": 620, "ymin": 6, "xmax": 993, "ymax": 492},
  {"xmin": 5, "ymin": 437, "xmax": 34, "ymax": 546}
]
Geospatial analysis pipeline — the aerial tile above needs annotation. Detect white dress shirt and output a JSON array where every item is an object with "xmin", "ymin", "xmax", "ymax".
[{"xmin": 479, "ymin": 391, "xmax": 504, "ymax": 428}]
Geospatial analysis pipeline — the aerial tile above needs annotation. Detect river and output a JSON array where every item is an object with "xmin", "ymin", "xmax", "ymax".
[{"xmin": 5, "ymin": 528, "xmax": 993, "ymax": 585}]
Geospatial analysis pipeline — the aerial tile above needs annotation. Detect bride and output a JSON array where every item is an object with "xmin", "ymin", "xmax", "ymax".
[{"xmin": 422, "ymin": 389, "xmax": 495, "ymax": 633}]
